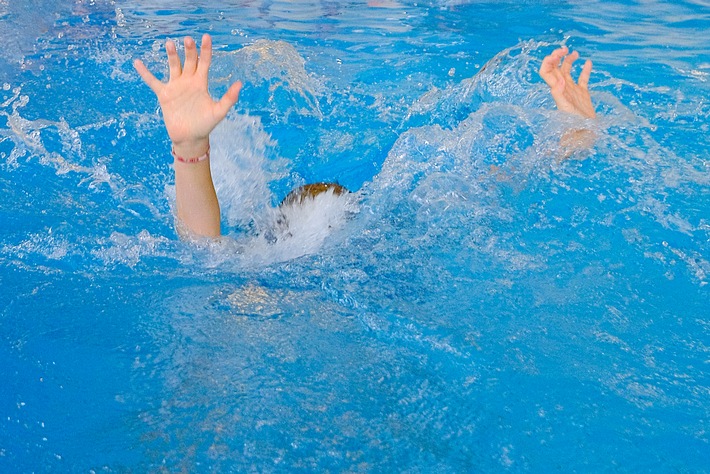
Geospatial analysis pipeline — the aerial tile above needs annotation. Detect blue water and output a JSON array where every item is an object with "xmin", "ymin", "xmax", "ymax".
[{"xmin": 1, "ymin": 0, "xmax": 709, "ymax": 471}]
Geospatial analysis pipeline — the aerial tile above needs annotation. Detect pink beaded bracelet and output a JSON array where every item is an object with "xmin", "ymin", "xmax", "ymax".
[{"xmin": 172, "ymin": 146, "xmax": 210, "ymax": 164}]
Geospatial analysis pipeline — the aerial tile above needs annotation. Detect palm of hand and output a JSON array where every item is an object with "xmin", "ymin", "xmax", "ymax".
[
  {"xmin": 157, "ymin": 77, "xmax": 221, "ymax": 145},
  {"xmin": 134, "ymin": 34, "xmax": 242, "ymax": 149},
  {"xmin": 539, "ymin": 46, "xmax": 595, "ymax": 119}
]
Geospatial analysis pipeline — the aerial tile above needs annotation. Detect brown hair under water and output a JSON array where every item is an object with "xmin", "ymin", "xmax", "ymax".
[{"xmin": 279, "ymin": 182, "xmax": 349, "ymax": 207}]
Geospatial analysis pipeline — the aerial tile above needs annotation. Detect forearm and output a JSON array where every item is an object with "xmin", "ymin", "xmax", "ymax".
[{"xmin": 173, "ymin": 139, "xmax": 221, "ymax": 238}]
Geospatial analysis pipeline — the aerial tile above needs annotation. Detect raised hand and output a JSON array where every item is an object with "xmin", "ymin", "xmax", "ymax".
[
  {"xmin": 134, "ymin": 34, "xmax": 241, "ymax": 238},
  {"xmin": 134, "ymin": 34, "xmax": 242, "ymax": 159},
  {"xmin": 539, "ymin": 46, "xmax": 595, "ymax": 119}
]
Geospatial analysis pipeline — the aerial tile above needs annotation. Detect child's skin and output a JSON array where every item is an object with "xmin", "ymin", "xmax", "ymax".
[
  {"xmin": 539, "ymin": 45, "xmax": 596, "ymax": 119},
  {"xmin": 134, "ymin": 35, "xmax": 241, "ymax": 238},
  {"xmin": 134, "ymin": 36, "xmax": 595, "ymax": 238}
]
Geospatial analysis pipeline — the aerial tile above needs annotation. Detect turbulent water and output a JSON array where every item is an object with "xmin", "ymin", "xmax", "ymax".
[{"xmin": 1, "ymin": 0, "xmax": 708, "ymax": 471}]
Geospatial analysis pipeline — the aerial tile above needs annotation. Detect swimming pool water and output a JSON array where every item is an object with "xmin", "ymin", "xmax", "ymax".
[{"xmin": 1, "ymin": 0, "xmax": 709, "ymax": 471}]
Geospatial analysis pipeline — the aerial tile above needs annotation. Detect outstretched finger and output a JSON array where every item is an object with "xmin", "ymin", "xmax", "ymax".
[
  {"xmin": 166, "ymin": 40, "xmax": 182, "ymax": 81},
  {"xmin": 548, "ymin": 46, "xmax": 568, "ymax": 64},
  {"xmin": 578, "ymin": 59, "xmax": 593, "ymax": 89},
  {"xmin": 133, "ymin": 59, "xmax": 163, "ymax": 94},
  {"xmin": 214, "ymin": 81, "xmax": 243, "ymax": 120},
  {"xmin": 543, "ymin": 46, "xmax": 568, "ymax": 70},
  {"xmin": 539, "ymin": 47, "xmax": 567, "ymax": 86},
  {"xmin": 197, "ymin": 34, "xmax": 213, "ymax": 77},
  {"xmin": 550, "ymin": 76, "xmax": 575, "ymax": 115},
  {"xmin": 561, "ymin": 50, "xmax": 579, "ymax": 77},
  {"xmin": 183, "ymin": 36, "xmax": 198, "ymax": 74}
]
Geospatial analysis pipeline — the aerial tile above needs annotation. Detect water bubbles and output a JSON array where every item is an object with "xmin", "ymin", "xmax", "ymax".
[
  {"xmin": 115, "ymin": 7, "xmax": 126, "ymax": 28},
  {"xmin": 230, "ymin": 40, "xmax": 325, "ymax": 120},
  {"xmin": 93, "ymin": 230, "xmax": 174, "ymax": 268}
]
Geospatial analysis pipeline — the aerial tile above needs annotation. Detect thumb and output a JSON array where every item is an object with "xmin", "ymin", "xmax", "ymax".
[{"xmin": 214, "ymin": 81, "xmax": 243, "ymax": 120}]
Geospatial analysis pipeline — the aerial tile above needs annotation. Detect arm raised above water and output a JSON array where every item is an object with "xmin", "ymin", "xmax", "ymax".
[{"xmin": 134, "ymin": 34, "xmax": 242, "ymax": 238}]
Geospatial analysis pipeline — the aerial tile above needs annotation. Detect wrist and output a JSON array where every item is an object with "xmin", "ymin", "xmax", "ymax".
[
  {"xmin": 172, "ymin": 139, "xmax": 210, "ymax": 162},
  {"xmin": 172, "ymin": 145, "xmax": 210, "ymax": 164}
]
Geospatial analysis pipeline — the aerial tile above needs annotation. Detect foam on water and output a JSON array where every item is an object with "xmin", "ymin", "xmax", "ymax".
[
  {"xmin": 1, "ymin": 26, "xmax": 707, "ymax": 282},
  {"xmin": 1, "ymin": 20, "xmax": 706, "ymax": 280},
  {"xmin": 228, "ymin": 39, "xmax": 325, "ymax": 120},
  {"xmin": 1, "ymin": 1, "xmax": 709, "ymax": 471}
]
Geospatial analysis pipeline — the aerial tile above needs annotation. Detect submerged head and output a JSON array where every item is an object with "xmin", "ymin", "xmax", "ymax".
[
  {"xmin": 280, "ymin": 182, "xmax": 349, "ymax": 207},
  {"xmin": 265, "ymin": 182, "xmax": 354, "ymax": 248}
]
